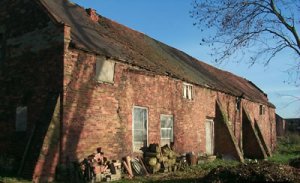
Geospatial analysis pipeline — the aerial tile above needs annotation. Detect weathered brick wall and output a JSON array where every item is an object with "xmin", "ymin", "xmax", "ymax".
[
  {"xmin": 0, "ymin": 0, "xmax": 276, "ymax": 181},
  {"xmin": 62, "ymin": 48, "xmax": 276, "ymax": 163},
  {"xmin": 242, "ymin": 101, "xmax": 276, "ymax": 151},
  {"xmin": 0, "ymin": 0, "xmax": 64, "ymax": 180}
]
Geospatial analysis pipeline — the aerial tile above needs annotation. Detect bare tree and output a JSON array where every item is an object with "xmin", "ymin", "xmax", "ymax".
[{"xmin": 191, "ymin": 0, "xmax": 300, "ymax": 85}]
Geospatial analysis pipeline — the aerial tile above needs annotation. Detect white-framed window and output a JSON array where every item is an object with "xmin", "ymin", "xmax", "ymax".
[
  {"xmin": 95, "ymin": 56, "xmax": 115, "ymax": 83},
  {"xmin": 183, "ymin": 82, "xmax": 193, "ymax": 100},
  {"xmin": 259, "ymin": 105, "xmax": 265, "ymax": 115},
  {"xmin": 132, "ymin": 106, "xmax": 148, "ymax": 152},
  {"xmin": 160, "ymin": 114, "xmax": 174, "ymax": 146},
  {"xmin": 16, "ymin": 106, "xmax": 27, "ymax": 132}
]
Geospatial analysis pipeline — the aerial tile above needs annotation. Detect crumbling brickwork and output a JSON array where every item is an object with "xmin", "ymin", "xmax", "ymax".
[
  {"xmin": 61, "ymin": 48, "xmax": 276, "ymax": 163},
  {"xmin": 0, "ymin": 0, "xmax": 277, "ymax": 182}
]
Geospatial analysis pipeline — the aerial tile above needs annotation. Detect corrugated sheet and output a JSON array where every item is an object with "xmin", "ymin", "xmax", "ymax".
[{"xmin": 39, "ymin": 0, "xmax": 274, "ymax": 107}]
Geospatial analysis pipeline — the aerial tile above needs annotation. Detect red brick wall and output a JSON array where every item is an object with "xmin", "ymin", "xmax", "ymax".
[
  {"xmin": 0, "ymin": 1, "xmax": 276, "ymax": 181},
  {"xmin": 0, "ymin": 0, "xmax": 64, "ymax": 180},
  {"xmin": 242, "ymin": 101, "xmax": 276, "ymax": 151},
  {"xmin": 61, "ymin": 48, "xmax": 276, "ymax": 162}
]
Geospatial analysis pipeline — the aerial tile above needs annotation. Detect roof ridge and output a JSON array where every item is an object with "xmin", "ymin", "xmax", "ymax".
[{"xmin": 38, "ymin": 0, "xmax": 274, "ymax": 107}]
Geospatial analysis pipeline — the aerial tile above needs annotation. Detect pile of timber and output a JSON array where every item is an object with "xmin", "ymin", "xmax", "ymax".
[
  {"xmin": 79, "ymin": 147, "xmax": 121, "ymax": 182},
  {"xmin": 143, "ymin": 144, "xmax": 178, "ymax": 173}
]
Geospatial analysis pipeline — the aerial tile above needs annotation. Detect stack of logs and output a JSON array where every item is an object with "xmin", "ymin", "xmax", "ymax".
[
  {"xmin": 78, "ymin": 145, "xmax": 188, "ymax": 181},
  {"xmin": 143, "ymin": 144, "xmax": 178, "ymax": 173},
  {"xmin": 79, "ymin": 147, "xmax": 121, "ymax": 182}
]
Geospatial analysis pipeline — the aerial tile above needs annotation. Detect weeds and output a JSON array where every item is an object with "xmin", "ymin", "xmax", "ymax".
[
  {"xmin": 196, "ymin": 159, "xmax": 239, "ymax": 171},
  {"xmin": 0, "ymin": 177, "xmax": 31, "ymax": 183},
  {"xmin": 269, "ymin": 133, "xmax": 300, "ymax": 164}
]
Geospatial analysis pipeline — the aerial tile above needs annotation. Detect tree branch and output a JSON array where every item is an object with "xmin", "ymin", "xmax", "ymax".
[{"xmin": 270, "ymin": 0, "xmax": 300, "ymax": 50}]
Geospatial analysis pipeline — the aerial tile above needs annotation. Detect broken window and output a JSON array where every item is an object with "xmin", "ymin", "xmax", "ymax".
[
  {"xmin": 16, "ymin": 106, "xmax": 27, "ymax": 132},
  {"xmin": 95, "ymin": 56, "xmax": 115, "ymax": 83},
  {"xmin": 160, "ymin": 114, "xmax": 174, "ymax": 146},
  {"xmin": 133, "ymin": 106, "xmax": 148, "ymax": 152},
  {"xmin": 259, "ymin": 105, "xmax": 265, "ymax": 115},
  {"xmin": 183, "ymin": 83, "xmax": 193, "ymax": 100}
]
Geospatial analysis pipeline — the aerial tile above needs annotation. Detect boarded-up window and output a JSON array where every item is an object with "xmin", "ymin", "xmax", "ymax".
[
  {"xmin": 16, "ymin": 106, "xmax": 27, "ymax": 131},
  {"xmin": 95, "ymin": 56, "xmax": 115, "ymax": 83},
  {"xmin": 160, "ymin": 115, "xmax": 173, "ymax": 146},
  {"xmin": 183, "ymin": 83, "xmax": 193, "ymax": 100},
  {"xmin": 133, "ymin": 107, "xmax": 148, "ymax": 152}
]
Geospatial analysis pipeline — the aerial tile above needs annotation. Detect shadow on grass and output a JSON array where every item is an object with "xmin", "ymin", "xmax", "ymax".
[{"xmin": 144, "ymin": 178, "xmax": 203, "ymax": 183}]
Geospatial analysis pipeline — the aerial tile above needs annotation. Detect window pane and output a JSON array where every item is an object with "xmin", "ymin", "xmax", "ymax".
[
  {"xmin": 134, "ymin": 108, "xmax": 144, "ymax": 129},
  {"xmin": 161, "ymin": 129, "xmax": 172, "ymax": 139},
  {"xmin": 160, "ymin": 115, "xmax": 173, "ymax": 143},
  {"xmin": 188, "ymin": 86, "xmax": 192, "ymax": 99},
  {"xmin": 161, "ymin": 115, "xmax": 173, "ymax": 128},
  {"xmin": 133, "ymin": 107, "xmax": 147, "ymax": 151},
  {"xmin": 133, "ymin": 130, "xmax": 144, "ymax": 141}
]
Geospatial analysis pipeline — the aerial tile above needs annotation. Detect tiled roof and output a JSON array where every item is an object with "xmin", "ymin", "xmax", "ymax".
[{"xmin": 39, "ymin": 0, "xmax": 274, "ymax": 107}]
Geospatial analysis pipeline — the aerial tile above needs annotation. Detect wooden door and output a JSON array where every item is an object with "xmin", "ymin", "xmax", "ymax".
[{"xmin": 205, "ymin": 119, "xmax": 214, "ymax": 155}]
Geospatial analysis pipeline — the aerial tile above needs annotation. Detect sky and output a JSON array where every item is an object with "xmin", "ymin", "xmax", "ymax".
[{"xmin": 72, "ymin": 0, "xmax": 300, "ymax": 118}]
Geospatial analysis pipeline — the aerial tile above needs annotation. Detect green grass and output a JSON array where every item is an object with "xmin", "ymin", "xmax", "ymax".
[
  {"xmin": 196, "ymin": 158, "xmax": 239, "ymax": 170},
  {"xmin": 0, "ymin": 176, "xmax": 31, "ymax": 183},
  {"xmin": 269, "ymin": 133, "xmax": 300, "ymax": 164}
]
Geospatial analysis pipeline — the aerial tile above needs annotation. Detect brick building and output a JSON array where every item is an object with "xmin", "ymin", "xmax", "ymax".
[
  {"xmin": 0, "ymin": 0, "xmax": 276, "ymax": 181},
  {"xmin": 276, "ymin": 114, "xmax": 286, "ymax": 136},
  {"xmin": 285, "ymin": 118, "xmax": 300, "ymax": 134}
]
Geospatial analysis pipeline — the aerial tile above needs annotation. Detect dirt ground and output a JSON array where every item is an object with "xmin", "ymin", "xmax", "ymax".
[
  {"xmin": 116, "ymin": 160, "xmax": 300, "ymax": 183},
  {"xmin": 202, "ymin": 161, "xmax": 300, "ymax": 183},
  {"xmin": 0, "ymin": 161, "xmax": 299, "ymax": 183}
]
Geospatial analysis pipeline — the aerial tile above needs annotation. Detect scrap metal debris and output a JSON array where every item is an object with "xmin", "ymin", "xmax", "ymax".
[{"xmin": 78, "ymin": 147, "xmax": 121, "ymax": 182}]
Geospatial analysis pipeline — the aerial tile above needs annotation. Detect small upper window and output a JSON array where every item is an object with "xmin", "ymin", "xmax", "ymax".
[
  {"xmin": 259, "ymin": 105, "xmax": 265, "ymax": 115},
  {"xmin": 16, "ymin": 106, "xmax": 27, "ymax": 132},
  {"xmin": 95, "ymin": 56, "xmax": 115, "ymax": 83},
  {"xmin": 183, "ymin": 83, "xmax": 193, "ymax": 100}
]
